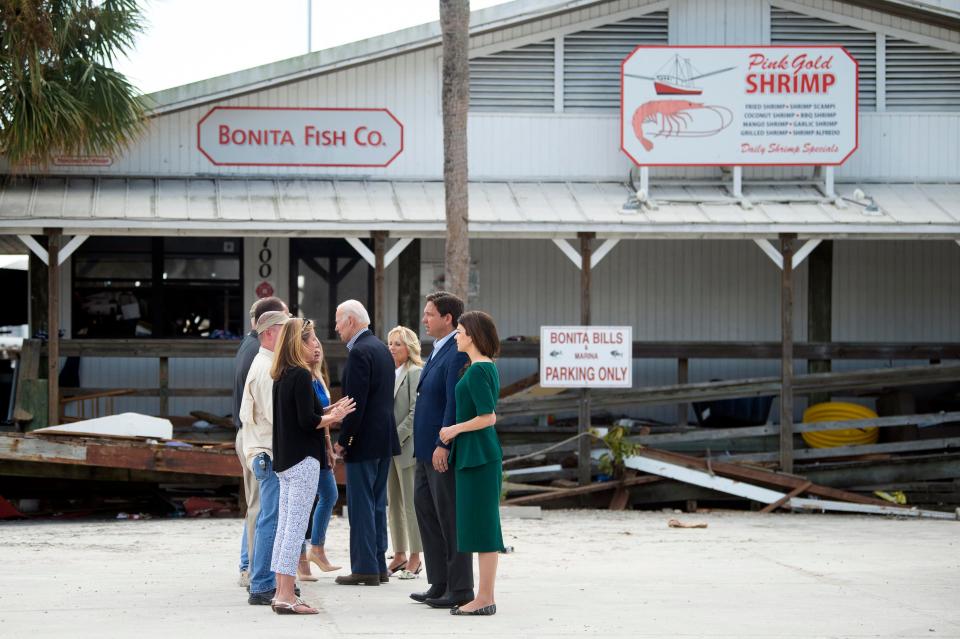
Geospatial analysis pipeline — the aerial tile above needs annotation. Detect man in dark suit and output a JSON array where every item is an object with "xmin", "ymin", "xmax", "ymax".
[
  {"xmin": 410, "ymin": 292, "xmax": 474, "ymax": 608},
  {"xmin": 333, "ymin": 299, "xmax": 401, "ymax": 586}
]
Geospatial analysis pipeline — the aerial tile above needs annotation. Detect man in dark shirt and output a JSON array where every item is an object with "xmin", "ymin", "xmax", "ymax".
[{"xmin": 233, "ymin": 296, "xmax": 287, "ymax": 587}]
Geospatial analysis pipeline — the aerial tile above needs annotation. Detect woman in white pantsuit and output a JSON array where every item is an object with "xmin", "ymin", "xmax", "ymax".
[{"xmin": 386, "ymin": 326, "xmax": 423, "ymax": 578}]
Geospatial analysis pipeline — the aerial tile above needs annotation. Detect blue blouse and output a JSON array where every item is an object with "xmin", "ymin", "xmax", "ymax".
[{"xmin": 312, "ymin": 379, "xmax": 331, "ymax": 408}]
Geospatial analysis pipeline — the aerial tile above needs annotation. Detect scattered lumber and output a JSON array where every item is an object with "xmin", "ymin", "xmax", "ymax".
[
  {"xmin": 619, "ymin": 448, "xmax": 957, "ymax": 520},
  {"xmin": 502, "ymin": 474, "xmax": 661, "ymax": 506}
]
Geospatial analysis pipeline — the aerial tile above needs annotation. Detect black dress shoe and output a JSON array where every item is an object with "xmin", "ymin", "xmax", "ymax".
[
  {"xmin": 425, "ymin": 592, "xmax": 474, "ymax": 609},
  {"xmin": 334, "ymin": 573, "xmax": 381, "ymax": 586},
  {"xmin": 451, "ymin": 604, "xmax": 497, "ymax": 616},
  {"xmin": 247, "ymin": 589, "xmax": 276, "ymax": 605},
  {"xmin": 380, "ymin": 572, "xmax": 390, "ymax": 583},
  {"xmin": 410, "ymin": 584, "xmax": 446, "ymax": 603}
]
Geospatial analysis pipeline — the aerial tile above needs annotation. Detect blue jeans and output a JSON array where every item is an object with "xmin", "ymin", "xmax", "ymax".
[
  {"xmin": 239, "ymin": 524, "xmax": 249, "ymax": 572},
  {"xmin": 250, "ymin": 452, "xmax": 280, "ymax": 594},
  {"xmin": 345, "ymin": 457, "xmax": 390, "ymax": 575},
  {"xmin": 310, "ymin": 469, "xmax": 339, "ymax": 546}
]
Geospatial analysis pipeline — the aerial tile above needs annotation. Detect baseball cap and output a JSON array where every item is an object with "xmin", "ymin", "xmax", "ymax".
[{"xmin": 256, "ymin": 310, "xmax": 289, "ymax": 334}]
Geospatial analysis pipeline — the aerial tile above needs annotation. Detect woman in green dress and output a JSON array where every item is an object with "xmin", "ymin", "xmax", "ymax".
[{"xmin": 439, "ymin": 310, "xmax": 503, "ymax": 617}]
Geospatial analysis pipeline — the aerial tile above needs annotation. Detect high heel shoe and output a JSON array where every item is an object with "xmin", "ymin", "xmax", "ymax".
[
  {"xmin": 308, "ymin": 552, "xmax": 341, "ymax": 572},
  {"xmin": 387, "ymin": 559, "xmax": 407, "ymax": 575}
]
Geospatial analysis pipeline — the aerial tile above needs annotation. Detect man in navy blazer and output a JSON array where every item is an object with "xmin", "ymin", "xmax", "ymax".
[
  {"xmin": 410, "ymin": 292, "xmax": 474, "ymax": 608},
  {"xmin": 333, "ymin": 300, "xmax": 401, "ymax": 586}
]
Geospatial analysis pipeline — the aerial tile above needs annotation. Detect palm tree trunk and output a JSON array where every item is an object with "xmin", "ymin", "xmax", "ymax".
[{"xmin": 439, "ymin": 0, "xmax": 470, "ymax": 300}]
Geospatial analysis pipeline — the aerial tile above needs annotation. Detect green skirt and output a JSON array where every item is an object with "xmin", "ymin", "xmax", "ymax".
[{"xmin": 455, "ymin": 460, "xmax": 505, "ymax": 553}]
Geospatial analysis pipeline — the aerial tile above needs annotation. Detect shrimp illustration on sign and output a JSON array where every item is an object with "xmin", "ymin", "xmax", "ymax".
[
  {"xmin": 631, "ymin": 100, "xmax": 733, "ymax": 151},
  {"xmin": 625, "ymin": 55, "xmax": 735, "ymax": 151}
]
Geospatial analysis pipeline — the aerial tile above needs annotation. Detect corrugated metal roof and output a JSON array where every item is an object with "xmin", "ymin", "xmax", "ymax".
[{"xmin": 1, "ymin": 177, "xmax": 958, "ymax": 239}]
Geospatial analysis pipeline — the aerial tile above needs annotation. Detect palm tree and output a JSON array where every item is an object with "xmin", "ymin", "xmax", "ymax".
[
  {"xmin": 439, "ymin": 0, "xmax": 470, "ymax": 300},
  {"xmin": 0, "ymin": 0, "xmax": 147, "ymax": 168}
]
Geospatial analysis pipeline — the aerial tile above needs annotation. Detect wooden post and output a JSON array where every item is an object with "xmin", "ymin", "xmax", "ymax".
[
  {"xmin": 676, "ymin": 357, "xmax": 689, "ymax": 425},
  {"xmin": 779, "ymin": 234, "xmax": 795, "ymax": 473},
  {"xmin": 578, "ymin": 232, "xmax": 594, "ymax": 486},
  {"xmin": 373, "ymin": 231, "xmax": 386, "ymax": 339},
  {"xmin": 807, "ymin": 240, "xmax": 832, "ymax": 405},
  {"xmin": 159, "ymin": 357, "xmax": 170, "ymax": 417},
  {"xmin": 398, "ymin": 239, "xmax": 421, "ymax": 330},
  {"xmin": 47, "ymin": 230, "xmax": 61, "ymax": 427},
  {"xmin": 29, "ymin": 248, "xmax": 48, "ymax": 338}
]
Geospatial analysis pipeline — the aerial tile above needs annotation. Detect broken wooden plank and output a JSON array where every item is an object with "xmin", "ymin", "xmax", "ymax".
[
  {"xmin": 0, "ymin": 432, "xmax": 240, "ymax": 477},
  {"xmin": 760, "ymin": 481, "xmax": 812, "ymax": 514},
  {"xmin": 619, "ymin": 451, "xmax": 957, "ymax": 520},
  {"xmin": 503, "ymin": 474, "xmax": 661, "ymax": 506},
  {"xmin": 637, "ymin": 448, "xmax": 896, "ymax": 508}
]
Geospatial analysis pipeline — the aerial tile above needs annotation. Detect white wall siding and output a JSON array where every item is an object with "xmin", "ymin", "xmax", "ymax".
[
  {"xmin": 419, "ymin": 237, "xmax": 807, "ymax": 421},
  {"xmin": 673, "ymin": 0, "xmax": 766, "ymax": 45},
  {"xmin": 843, "ymin": 113, "xmax": 960, "ymax": 181},
  {"xmin": 833, "ymin": 240, "xmax": 960, "ymax": 342}
]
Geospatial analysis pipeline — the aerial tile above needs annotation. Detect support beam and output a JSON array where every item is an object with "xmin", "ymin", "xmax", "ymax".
[
  {"xmin": 578, "ymin": 232, "xmax": 593, "ymax": 487},
  {"xmin": 345, "ymin": 237, "xmax": 376, "ymax": 267},
  {"xmin": 824, "ymin": 166, "xmax": 835, "ymax": 198},
  {"xmin": 779, "ymin": 234, "xmax": 795, "ymax": 473},
  {"xmin": 551, "ymin": 238, "xmax": 582, "ymax": 269},
  {"xmin": 791, "ymin": 238, "xmax": 822, "ymax": 269},
  {"xmin": 807, "ymin": 240, "xmax": 833, "ymax": 405},
  {"xmin": 47, "ymin": 230, "xmax": 62, "ymax": 427},
  {"xmin": 18, "ymin": 235, "xmax": 48, "ymax": 265},
  {"xmin": 383, "ymin": 237, "xmax": 413, "ymax": 268},
  {"xmin": 754, "ymin": 238, "xmax": 823, "ymax": 270},
  {"xmin": 753, "ymin": 238, "xmax": 783, "ymax": 269},
  {"xmin": 638, "ymin": 167, "xmax": 649, "ymax": 199},
  {"xmin": 732, "ymin": 166, "xmax": 743, "ymax": 198},
  {"xmin": 397, "ymin": 239, "xmax": 421, "ymax": 331},
  {"xmin": 372, "ymin": 231, "xmax": 386, "ymax": 338},
  {"xmin": 590, "ymin": 239, "xmax": 619, "ymax": 269},
  {"xmin": 553, "ymin": 238, "xmax": 620, "ymax": 271},
  {"xmin": 57, "ymin": 234, "xmax": 89, "ymax": 266}
]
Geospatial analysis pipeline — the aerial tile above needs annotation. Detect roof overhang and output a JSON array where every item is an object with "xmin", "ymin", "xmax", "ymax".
[{"xmin": 1, "ymin": 178, "xmax": 957, "ymax": 241}]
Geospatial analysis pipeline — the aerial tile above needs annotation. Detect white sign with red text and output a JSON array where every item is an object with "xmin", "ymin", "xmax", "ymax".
[
  {"xmin": 621, "ymin": 46, "xmax": 858, "ymax": 166},
  {"xmin": 197, "ymin": 107, "xmax": 404, "ymax": 167},
  {"xmin": 540, "ymin": 326, "xmax": 633, "ymax": 388}
]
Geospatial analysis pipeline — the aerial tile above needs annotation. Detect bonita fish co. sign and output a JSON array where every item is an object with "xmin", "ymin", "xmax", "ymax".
[{"xmin": 197, "ymin": 106, "xmax": 404, "ymax": 167}]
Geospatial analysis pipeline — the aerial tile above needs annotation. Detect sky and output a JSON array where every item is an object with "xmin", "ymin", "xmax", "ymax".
[{"xmin": 116, "ymin": 0, "xmax": 515, "ymax": 94}]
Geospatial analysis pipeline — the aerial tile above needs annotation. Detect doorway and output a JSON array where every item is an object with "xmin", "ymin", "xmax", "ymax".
[{"xmin": 288, "ymin": 239, "xmax": 373, "ymax": 339}]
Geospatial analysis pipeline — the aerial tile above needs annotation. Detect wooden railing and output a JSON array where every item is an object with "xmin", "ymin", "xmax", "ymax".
[{"xmin": 18, "ymin": 339, "xmax": 960, "ymax": 420}]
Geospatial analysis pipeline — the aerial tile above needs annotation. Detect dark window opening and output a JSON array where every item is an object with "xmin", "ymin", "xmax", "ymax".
[{"xmin": 72, "ymin": 236, "xmax": 242, "ymax": 339}]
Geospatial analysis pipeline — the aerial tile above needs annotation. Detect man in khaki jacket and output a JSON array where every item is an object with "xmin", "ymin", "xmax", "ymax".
[{"xmin": 239, "ymin": 310, "xmax": 288, "ymax": 604}]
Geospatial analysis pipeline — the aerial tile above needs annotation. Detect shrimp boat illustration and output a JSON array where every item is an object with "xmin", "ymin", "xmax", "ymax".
[{"xmin": 626, "ymin": 55, "xmax": 735, "ymax": 96}]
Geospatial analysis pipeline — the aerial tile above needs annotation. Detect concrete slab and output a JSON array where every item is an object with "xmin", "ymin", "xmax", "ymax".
[{"xmin": 0, "ymin": 510, "xmax": 957, "ymax": 638}]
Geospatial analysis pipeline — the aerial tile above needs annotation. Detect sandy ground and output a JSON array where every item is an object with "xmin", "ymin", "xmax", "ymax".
[{"xmin": 0, "ymin": 509, "xmax": 958, "ymax": 638}]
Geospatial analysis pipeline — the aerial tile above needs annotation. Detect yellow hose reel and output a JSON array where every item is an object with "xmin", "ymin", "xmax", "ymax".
[{"xmin": 801, "ymin": 402, "xmax": 879, "ymax": 448}]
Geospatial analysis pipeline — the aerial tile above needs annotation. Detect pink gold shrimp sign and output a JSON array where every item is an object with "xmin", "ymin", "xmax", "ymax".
[{"xmin": 621, "ymin": 46, "xmax": 858, "ymax": 166}]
